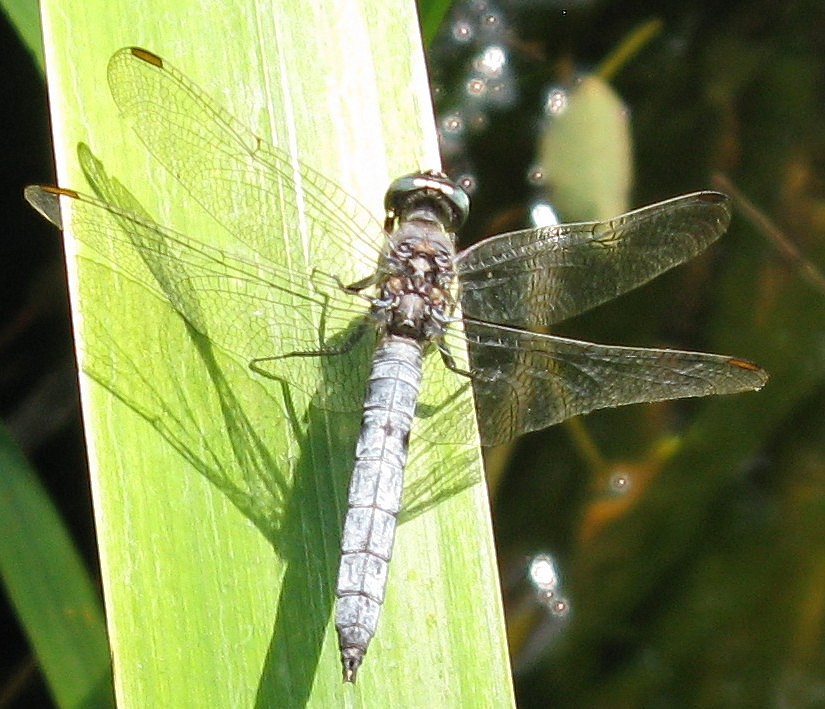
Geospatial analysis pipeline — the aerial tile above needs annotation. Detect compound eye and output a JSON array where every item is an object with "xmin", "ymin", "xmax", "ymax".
[
  {"xmin": 441, "ymin": 181, "xmax": 470, "ymax": 230},
  {"xmin": 384, "ymin": 171, "xmax": 470, "ymax": 231}
]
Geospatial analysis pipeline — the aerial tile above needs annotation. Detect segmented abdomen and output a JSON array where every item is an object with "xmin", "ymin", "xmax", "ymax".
[{"xmin": 335, "ymin": 335, "xmax": 423, "ymax": 681}]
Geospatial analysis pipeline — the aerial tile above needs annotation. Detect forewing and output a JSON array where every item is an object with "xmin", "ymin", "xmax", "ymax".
[
  {"xmin": 455, "ymin": 191, "xmax": 732, "ymax": 327},
  {"xmin": 25, "ymin": 176, "xmax": 370, "ymax": 414},
  {"xmin": 452, "ymin": 320, "xmax": 767, "ymax": 446},
  {"xmin": 107, "ymin": 47, "xmax": 383, "ymax": 288}
]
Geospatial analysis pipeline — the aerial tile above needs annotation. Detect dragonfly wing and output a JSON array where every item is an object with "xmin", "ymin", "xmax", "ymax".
[
  {"xmin": 455, "ymin": 191, "xmax": 732, "ymax": 327},
  {"xmin": 26, "ymin": 173, "xmax": 369, "ymax": 413},
  {"xmin": 452, "ymin": 319, "xmax": 767, "ymax": 446},
  {"xmin": 107, "ymin": 47, "xmax": 383, "ymax": 288},
  {"xmin": 412, "ymin": 347, "xmax": 477, "ymax": 444}
]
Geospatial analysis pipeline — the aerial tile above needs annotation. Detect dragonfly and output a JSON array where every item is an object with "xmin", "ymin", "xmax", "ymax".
[{"xmin": 26, "ymin": 47, "xmax": 767, "ymax": 683}]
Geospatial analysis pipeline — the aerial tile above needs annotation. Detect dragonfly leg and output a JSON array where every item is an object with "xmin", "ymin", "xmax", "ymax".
[
  {"xmin": 310, "ymin": 266, "xmax": 378, "ymax": 296},
  {"xmin": 249, "ymin": 319, "xmax": 371, "ymax": 374},
  {"xmin": 436, "ymin": 341, "xmax": 472, "ymax": 378}
]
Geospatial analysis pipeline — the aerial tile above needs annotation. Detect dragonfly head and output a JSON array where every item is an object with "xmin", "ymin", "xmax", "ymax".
[{"xmin": 384, "ymin": 170, "xmax": 470, "ymax": 233}]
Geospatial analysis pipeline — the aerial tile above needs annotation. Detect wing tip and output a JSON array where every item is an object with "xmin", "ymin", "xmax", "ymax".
[
  {"xmin": 127, "ymin": 47, "xmax": 164, "ymax": 68},
  {"xmin": 24, "ymin": 185, "xmax": 78, "ymax": 229},
  {"xmin": 727, "ymin": 357, "xmax": 769, "ymax": 390},
  {"xmin": 697, "ymin": 190, "xmax": 730, "ymax": 205}
]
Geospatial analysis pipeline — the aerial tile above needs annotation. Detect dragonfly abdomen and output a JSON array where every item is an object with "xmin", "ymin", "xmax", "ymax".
[{"xmin": 335, "ymin": 335, "xmax": 424, "ymax": 682}]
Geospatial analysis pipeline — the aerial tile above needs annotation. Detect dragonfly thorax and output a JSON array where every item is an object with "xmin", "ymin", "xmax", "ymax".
[
  {"xmin": 385, "ymin": 221, "xmax": 456, "ymax": 289},
  {"xmin": 372, "ymin": 230, "xmax": 455, "ymax": 342},
  {"xmin": 372, "ymin": 271, "xmax": 451, "ymax": 339}
]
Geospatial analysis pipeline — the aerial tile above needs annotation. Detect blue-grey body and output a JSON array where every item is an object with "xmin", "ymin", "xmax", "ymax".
[
  {"xmin": 332, "ymin": 172, "xmax": 468, "ymax": 682},
  {"xmin": 335, "ymin": 337, "xmax": 423, "ymax": 679}
]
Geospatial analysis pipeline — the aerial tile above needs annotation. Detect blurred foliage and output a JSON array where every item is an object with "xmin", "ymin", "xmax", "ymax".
[{"xmin": 431, "ymin": 0, "xmax": 825, "ymax": 706}]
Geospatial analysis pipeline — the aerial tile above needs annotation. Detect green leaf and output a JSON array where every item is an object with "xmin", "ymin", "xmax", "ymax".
[
  {"xmin": 36, "ymin": 0, "xmax": 514, "ymax": 705},
  {"xmin": 0, "ymin": 424, "xmax": 113, "ymax": 709},
  {"xmin": 418, "ymin": 0, "xmax": 455, "ymax": 48},
  {"xmin": 1, "ymin": 0, "xmax": 46, "ymax": 71}
]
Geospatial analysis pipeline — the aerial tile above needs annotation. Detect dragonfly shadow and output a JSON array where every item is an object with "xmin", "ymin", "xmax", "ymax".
[
  {"xmin": 81, "ymin": 275, "xmax": 290, "ymax": 533},
  {"xmin": 81, "ymin": 258, "xmax": 359, "ymax": 699}
]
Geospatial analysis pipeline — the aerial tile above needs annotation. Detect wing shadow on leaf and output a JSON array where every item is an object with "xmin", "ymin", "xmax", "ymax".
[{"xmin": 80, "ymin": 258, "xmax": 352, "ymax": 699}]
